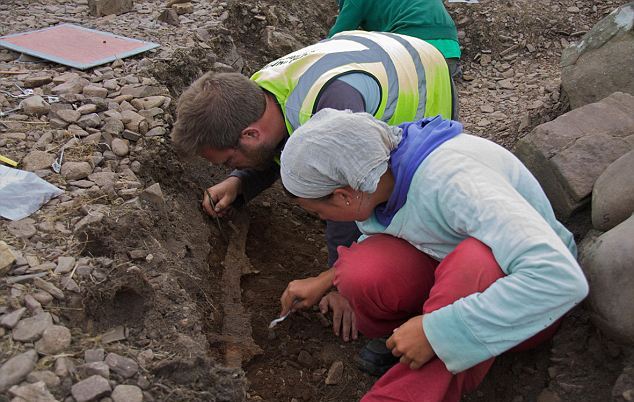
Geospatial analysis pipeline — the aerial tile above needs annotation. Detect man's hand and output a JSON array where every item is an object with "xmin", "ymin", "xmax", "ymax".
[
  {"xmin": 319, "ymin": 291, "xmax": 358, "ymax": 342},
  {"xmin": 203, "ymin": 177, "xmax": 242, "ymax": 217},
  {"xmin": 386, "ymin": 314, "xmax": 435, "ymax": 370},
  {"xmin": 280, "ymin": 269, "xmax": 335, "ymax": 318}
]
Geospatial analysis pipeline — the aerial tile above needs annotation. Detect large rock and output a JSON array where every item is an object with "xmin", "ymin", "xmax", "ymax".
[
  {"xmin": 21, "ymin": 150, "xmax": 56, "ymax": 171},
  {"xmin": 0, "ymin": 241, "xmax": 17, "ymax": 272},
  {"xmin": 0, "ymin": 350, "xmax": 38, "ymax": 392},
  {"xmin": 514, "ymin": 92, "xmax": 634, "ymax": 218},
  {"xmin": 8, "ymin": 381, "xmax": 57, "ymax": 402},
  {"xmin": 592, "ymin": 150, "xmax": 634, "ymax": 230},
  {"xmin": 561, "ymin": 2, "xmax": 634, "ymax": 109},
  {"xmin": 35, "ymin": 325, "xmax": 72, "ymax": 355},
  {"xmin": 111, "ymin": 384, "xmax": 143, "ymax": 402},
  {"xmin": 580, "ymin": 214, "xmax": 634, "ymax": 343},
  {"xmin": 20, "ymin": 95, "xmax": 50, "ymax": 116},
  {"xmin": 61, "ymin": 161, "xmax": 93, "ymax": 180},
  {"xmin": 264, "ymin": 27, "xmax": 304, "ymax": 58},
  {"xmin": 12, "ymin": 312, "xmax": 53, "ymax": 342},
  {"xmin": 71, "ymin": 375, "xmax": 111, "ymax": 402},
  {"xmin": 88, "ymin": 0, "xmax": 133, "ymax": 16}
]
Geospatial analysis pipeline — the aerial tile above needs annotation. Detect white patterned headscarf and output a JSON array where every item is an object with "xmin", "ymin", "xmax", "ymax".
[{"xmin": 280, "ymin": 108, "xmax": 402, "ymax": 199}]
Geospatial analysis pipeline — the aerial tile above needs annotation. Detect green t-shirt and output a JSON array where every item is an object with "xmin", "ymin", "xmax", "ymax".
[{"xmin": 329, "ymin": 0, "xmax": 461, "ymax": 59}]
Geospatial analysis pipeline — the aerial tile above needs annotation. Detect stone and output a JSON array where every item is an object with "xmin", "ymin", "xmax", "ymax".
[
  {"xmin": 140, "ymin": 183, "xmax": 165, "ymax": 207},
  {"xmin": 145, "ymin": 126, "xmax": 166, "ymax": 137},
  {"xmin": 36, "ymin": 325, "xmax": 72, "ymax": 355},
  {"xmin": 325, "ymin": 360, "xmax": 344, "ymax": 385},
  {"xmin": 71, "ymin": 375, "xmax": 112, "ymax": 402},
  {"xmin": 105, "ymin": 353, "xmax": 139, "ymax": 378},
  {"xmin": 89, "ymin": 172, "xmax": 117, "ymax": 188},
  {"xmin": 561, "ymin": 3, "xmax": 634, "ymax": 108},
  {"xmin": 1, "ymin": 307, "xmax": 26, "ymax": 328},
  {"xmin": 0, "ymin": 349, "xmax": 37, "ymax": 392},
  {"xmin": 581, "ymin": 215, "xmax": 634, "ymax": 343},
  {"xmin": 61, "ymin": 161, "xmax": 93, "ymax": 180},
  {"xmin": 54, "ymin": 357, "xmax": 74, "ymax": 377},
  {"xmin": 130, "ymin": 96, "xmax": 165, "ymax": 110},
  {"xmin": 33, "ymin": 278, "xmax": 65, "ymax": 300},
  {"xmin": 61, "ymin": 277, "xmax": 80, "ymax": 292},
  {"xmin": 56, "ymin": 109, "xmax": 81, "ymax": 123},
  {"xmin": 0, "ymin": 241, "xmax": 17, "ymax": 272},
  {"xmin": 121, "ymin": 110, "xmax": 147, "ymax": 133},
  {"xmin": 120, "ymin": 85, "xmax": 162, "ymax": 98},
  {"xmin": 592, "ymin": 150, "xmax": 634, "ymax": 231},
  {"xmin": 83, "ymin": 85, "xmax": 108, "ymax": 98},
  {"xmin": 26, "ymin": 370, "xmax": 61, "ymax": 388},
  {"xmin": 537, "ymin": 388, "xmax": 562, "ymax": 402},
  {"xmin": 122, "ymin": 129, "xmax": 142, "ymax": 141},
  {"xmin": 24, "ymin": 294, "xmax": 42, "ymax": 312},
  {"xmin": 7, "ymin": 219, "xmax": 36, "ymax": 239},
  {"xmin": 85, "ymin": 348, "xmax": 105, "ymax": 363},
  {"xmin": 112, "ymin": 384, "xmax": 143, "ymax": 402},
  {"xmin": 158, "ymin": 8, "xmax": 180, "ymax": 26},
  {"xmin": 21, "ymin": 150, "xmax": 56, "ymax": 171},
  {"xmin": 8, "ymin": 381, "xmax": 57, "ymax": 401},
  {"xmin": 102, "ymin": 117, "xmax": 125, "ymax": 136},
  {"xmin": 12, "ymin": 312, "xmax": 53, "ymax": 342},
  {"xmin": 514, "ymin": 92, "xmax": 634, "ymax": 218},
  {"xmin": 264, "ymin": 26, "xmax": 304, "ymax": 57},
  {"xmin": 51, "ymin": 79, "xmax": 88, "ymax": 95},
  {"xmin": 78, "ymin": 113, "xmax": 101, "ymax": 129},
  {"xmin": 297, "ymin": 350, "xmax": 315, "ymax": 368},
  {"xmin": 172, "ymin": 2, "xmax": 193, "ymax": 14},
  {"xmin": 32, "ymin": 291, "xmax": 53, "ymax": 305},
  {"xmin": 20, "ymin": 95, "xmax": 50, "ymax": 116},
  {"xmin": 76, "ymin": 361, "xmax": 110, "ymax": 379},
  {"xmin": 23, "ymin": 75, "xmax": 53, "ymax": 88},
  {"xmin": 55, "ymin": 256, "xmax": 76, "ymax": 274},
  {"xmin": 77, "ymin": 104, "xmax": 98, "ymax": 114},
  {"xmin": 111, "ymin": 138, "xmax": 130, "ymax": 157},
  {"xmin": 88, "ymin": 0, "xmax": 133, "ymax": 16},
  {"xmin": 74, "ymin": 212, "xmax": 104, "ymax": 233},
  {"xmin": 101, "ymin": 326, "xmax": 128, "ymax": 344},
  {"xmin": 53, "ymin": 72, "xmax": 80, "ymax": 84}
]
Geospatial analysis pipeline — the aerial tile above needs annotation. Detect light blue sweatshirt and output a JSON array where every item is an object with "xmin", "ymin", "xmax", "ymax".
[{"xmin": 357, "ymin": 133, "xmax": 589, "ymax": 373}]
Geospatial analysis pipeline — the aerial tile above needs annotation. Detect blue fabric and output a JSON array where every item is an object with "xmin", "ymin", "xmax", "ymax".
[{"xmin": 374, "ymin": 116, "xmax": 463, "ymax": 226}]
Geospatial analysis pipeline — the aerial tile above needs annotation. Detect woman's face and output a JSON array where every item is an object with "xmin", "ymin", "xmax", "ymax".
[{"xmin": 295, "ymin": 189, "xmax": 375, "ymax": 222}]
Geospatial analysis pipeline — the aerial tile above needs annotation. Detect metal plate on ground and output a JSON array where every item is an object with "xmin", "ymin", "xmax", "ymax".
[{"xmin": 0, "ymin": 23, "xmax": 159, "ymax": 70}]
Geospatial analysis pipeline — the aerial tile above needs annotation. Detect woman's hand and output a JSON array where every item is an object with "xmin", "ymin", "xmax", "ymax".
[
  {"xmin": 386, "ymin": 314, "xmax": 435, "ymax": 370},
  {"xmin": 319, "ymin": 291, "xmax": 358, "ymax": 342},
  {"xmin": 279, "ymin": 269, "xmax": 335, "ymax": 317}
]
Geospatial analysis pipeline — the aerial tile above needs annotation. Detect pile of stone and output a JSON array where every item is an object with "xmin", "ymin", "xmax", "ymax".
[{"xmin": 0, "ymin": 54, "xmax": 172, "ymax": 399}]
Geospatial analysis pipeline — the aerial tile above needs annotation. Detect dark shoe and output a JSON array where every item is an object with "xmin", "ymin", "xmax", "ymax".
[{"xmin": 355, "ymin": 337, "xmax": 399, "ymax": 377}]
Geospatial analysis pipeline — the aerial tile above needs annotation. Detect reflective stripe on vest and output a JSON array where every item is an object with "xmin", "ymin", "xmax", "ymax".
[{"xmin": 252, "ymin": 30, "xmax": 451, "ymax": 134}]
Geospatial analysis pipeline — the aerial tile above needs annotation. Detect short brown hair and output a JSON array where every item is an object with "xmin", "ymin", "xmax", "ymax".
[{"xmin": 171, "ymin": 72, "xmax": 266, "ymax": 156}]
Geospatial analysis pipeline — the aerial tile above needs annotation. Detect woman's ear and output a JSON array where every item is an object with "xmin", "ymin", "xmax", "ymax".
[{"xmin": 333, "ymin": 187, "xmax": 357, "ymax": 206}]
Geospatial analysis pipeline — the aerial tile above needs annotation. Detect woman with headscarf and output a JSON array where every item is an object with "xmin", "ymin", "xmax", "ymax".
[{"xmin": 277, "ymin": 108, "xmax": 588, "ymax": 401}]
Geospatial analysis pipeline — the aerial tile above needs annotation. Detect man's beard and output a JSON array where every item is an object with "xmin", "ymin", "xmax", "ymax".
[{"xmin": 239, "ymin": 140, "xmax": 279, "ymax": 170}]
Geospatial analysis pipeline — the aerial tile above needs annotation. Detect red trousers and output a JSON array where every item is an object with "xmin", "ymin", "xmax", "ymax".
[{"xmin": 333, "ymin": 235, "xmax": 559, "ymax": 402}]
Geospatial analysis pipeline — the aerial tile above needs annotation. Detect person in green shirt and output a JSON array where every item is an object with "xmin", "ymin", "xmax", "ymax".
[{"xmin": 329, "ymin": 0, "xmax": 462, "ymax": 77}]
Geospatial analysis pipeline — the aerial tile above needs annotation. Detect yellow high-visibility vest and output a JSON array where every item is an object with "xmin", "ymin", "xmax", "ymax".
[{"xmin": 251, "ymin": 30, "xmax": 453, "ymax": 135}]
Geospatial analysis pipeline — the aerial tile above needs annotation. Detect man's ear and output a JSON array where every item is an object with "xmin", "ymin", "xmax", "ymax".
[{"xmin": 239, "ymin": 127, "xmax": 261, "ymax": 145}]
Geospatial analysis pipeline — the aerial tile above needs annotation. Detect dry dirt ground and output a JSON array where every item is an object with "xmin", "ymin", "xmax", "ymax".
[{"xmin": 1, "ymin": 0, "xmax": 633, "ymax": 401}]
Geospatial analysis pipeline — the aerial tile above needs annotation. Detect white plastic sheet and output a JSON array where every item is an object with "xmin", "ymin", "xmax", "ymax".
[{"xmin": 0, "ymin": 165, "xmax": 63, "ymax": 221}]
